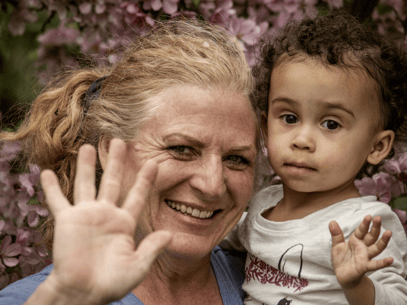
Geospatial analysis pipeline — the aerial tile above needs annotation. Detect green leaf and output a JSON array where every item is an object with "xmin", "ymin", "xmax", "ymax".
[
  {"xmin": 376, "ymin": 3, "xmax": 393, "ymax": 15},
  {"xmin": 191, "ymin": 0, "xmax": 200, "ymax": 6},
  {"xmin": 390, "ymin": 196, "xmax": 407, "ymax": 212}
]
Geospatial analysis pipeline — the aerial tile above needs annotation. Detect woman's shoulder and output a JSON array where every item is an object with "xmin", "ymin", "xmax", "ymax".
[
  {"xmin": 0, "ymin": 264, "xmax": 53, "ymax": 304},
  {"xmin": 211, "ymin": 246, "xmax": 246, "ymax": 305}
]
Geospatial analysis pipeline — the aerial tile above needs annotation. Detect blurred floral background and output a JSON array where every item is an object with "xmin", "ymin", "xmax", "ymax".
[{"xmin": 1, "ymin": 0, "xmax": 407, "ymax": 289}]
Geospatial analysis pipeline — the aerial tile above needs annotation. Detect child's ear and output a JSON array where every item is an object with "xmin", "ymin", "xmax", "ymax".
[
  {"xmin": 261, "ymin": 111, "xmax": 269, "ymax": 147},
  {"xmin": 98, "ymin": 137, "xmax": 110, "ymax": 170},
  {"xmin": 366, "ymin": 130, "xmax": 395, "ymax": 165}
]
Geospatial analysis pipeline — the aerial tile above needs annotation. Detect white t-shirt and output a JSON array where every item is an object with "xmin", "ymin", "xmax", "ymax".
[{"xmin": 224, "ymin": 185, "xmax": 407, "ymax": 305}]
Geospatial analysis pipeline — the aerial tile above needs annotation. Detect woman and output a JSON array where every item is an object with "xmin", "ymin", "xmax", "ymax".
[{"xmin": 0, "ymin": 19, "xmax": 258, "ymax": 304}]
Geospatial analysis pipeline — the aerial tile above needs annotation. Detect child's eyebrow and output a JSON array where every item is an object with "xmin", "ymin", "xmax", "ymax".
[
  {"xmin": 270, "ymin": 98, "xmax": 355, "ymax": 118},
  {"xmin": 321, "ymin": 101, "xmax": 355, "ymax": 118}
]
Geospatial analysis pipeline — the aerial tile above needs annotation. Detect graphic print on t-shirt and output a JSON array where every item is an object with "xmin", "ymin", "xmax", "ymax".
[{"xmin": 245, "ymin": 243, "xmax": 309, "ymax": 294}]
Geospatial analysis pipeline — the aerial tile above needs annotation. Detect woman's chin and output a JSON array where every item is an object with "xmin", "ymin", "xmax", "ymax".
[{"xmin": 166, "ymin": 232, "xmax": 217, "ymax": 259}]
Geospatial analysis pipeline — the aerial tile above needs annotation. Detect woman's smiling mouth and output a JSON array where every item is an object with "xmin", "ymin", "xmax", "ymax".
[{"xmin": 165, "ymin": 200, "xmax": 215, "ymax": 219}]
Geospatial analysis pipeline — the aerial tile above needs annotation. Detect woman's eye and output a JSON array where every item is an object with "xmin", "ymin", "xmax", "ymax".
[
  {"xmin": 282, "ymin": 114, "xmax": 298, "ymax": 124},
  {"xmin": 321, "ymin": 120, "xmax": 340, "ymax": 130},
  {"xmin": 224, "ymin": 155, "xmax": 250, "ymax": 170},
  {"xmin": 168, "ymin": 146, "xmax": 194, "ymax": 158}
]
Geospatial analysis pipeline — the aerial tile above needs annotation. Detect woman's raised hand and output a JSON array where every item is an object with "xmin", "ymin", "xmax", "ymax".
[{"xmin": 29, "ymin": 139, "xmax": 172, "ymax": 305}]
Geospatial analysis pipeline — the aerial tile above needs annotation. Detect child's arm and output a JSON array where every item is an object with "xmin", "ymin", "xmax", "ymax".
[{"xmin": 329, "ymin": 215, "xmax": 393, "ymax": 305}]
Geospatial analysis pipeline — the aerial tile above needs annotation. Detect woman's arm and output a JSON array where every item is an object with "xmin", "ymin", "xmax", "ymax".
[{"xmin": 24, "ymin": 139, "xmax": 172, "ymax": 305}]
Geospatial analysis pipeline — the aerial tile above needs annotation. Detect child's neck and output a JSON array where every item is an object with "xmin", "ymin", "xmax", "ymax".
[{"xmin": 262, "ymin": 182, "xmax": 361, "ymax": 222}]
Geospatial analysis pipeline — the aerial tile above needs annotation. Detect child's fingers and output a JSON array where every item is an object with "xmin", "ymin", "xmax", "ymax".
[
  {"xmin": 41, "ymin": 170, "xmax": 71, "ymax": 216},
  {"xmin": 74, "ymin": 144, "xmax": 97, "ymax": 204},
  {"xmin": 353, "ymin": 215, "xmax": 372, "ymax": 241},
  {"xmin": 367, "ymin": 230, "xmax": 392, "ymax": 258},
  {"xmin": 367, "ymin": 256, "xmax": 394, "ymax": 272},
  {"xmin": 363, "ymin": 216, "xmax": 382, "ymax": 246},
  {"xmin": 329, "ymin": 221, "xmax": 345, "ymax": 247}
]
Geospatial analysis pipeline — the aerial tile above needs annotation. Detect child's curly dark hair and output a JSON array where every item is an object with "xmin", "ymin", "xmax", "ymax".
[{"xmin": 252, "ymin": 9, "xmax": 407, "ymax": 154}]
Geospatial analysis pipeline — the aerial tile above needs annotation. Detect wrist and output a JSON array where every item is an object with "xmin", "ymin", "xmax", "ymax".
[
  {"xmin": 341, "ymin": 275, "xmax": 375, "ymax": 305},
  {"xmin": 25, "ymin": 272, "xmax": 101, "ymax": 305}
]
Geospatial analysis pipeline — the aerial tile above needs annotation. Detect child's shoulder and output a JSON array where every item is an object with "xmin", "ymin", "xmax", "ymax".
[
  {"xmin": 336, "ymin": 196, "xmax": 406, "ymax": 245},
  {"xmin": 250, "ymin": 184, "xmax": 283, "ymax": 209}
]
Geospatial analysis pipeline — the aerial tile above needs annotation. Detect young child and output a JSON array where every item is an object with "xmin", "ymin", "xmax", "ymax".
[{"xmin": 223, "ymin": 10, "xmax": 407, "ymax": 305}]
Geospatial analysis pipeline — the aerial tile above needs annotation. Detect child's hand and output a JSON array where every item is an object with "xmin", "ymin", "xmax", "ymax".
[{"xmin": 329, "ymin": 215, "xmax": 393, "ymax": 288}]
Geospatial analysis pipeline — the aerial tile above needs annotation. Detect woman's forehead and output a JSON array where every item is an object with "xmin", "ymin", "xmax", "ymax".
[{"xmin": 140, "ymin": 84, "xmax": 257, "ymax": 148}]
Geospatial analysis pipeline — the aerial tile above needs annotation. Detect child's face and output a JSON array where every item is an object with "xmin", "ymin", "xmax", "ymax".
[{"xmin": 263, "ymin": 57, "xmax": 389, "ymax": 195}]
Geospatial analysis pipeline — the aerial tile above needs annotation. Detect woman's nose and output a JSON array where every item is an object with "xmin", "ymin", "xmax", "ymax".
[
  {"xmin": 291, "ymin": 125, "xmax": 316, "ymax": 152},
  {"xmin": 189, "ymin": 157, "xmax": 226, "ymax": 201}
]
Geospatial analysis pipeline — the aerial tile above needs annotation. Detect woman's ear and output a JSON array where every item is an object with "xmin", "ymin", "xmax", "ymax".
[
  {"xmin": 261, "ymin": 111, "xmax": 269, "ymax": 147},
  {"xmin": 367, "ymin": 130, "xmax": 395, "ymax": 165},
  {"xmin": 98, "ymin": 137, "xmax": 110, "ymax": 170}
]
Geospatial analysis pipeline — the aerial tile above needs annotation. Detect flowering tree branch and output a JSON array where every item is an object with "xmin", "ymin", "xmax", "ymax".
[{"xmin": 1, "ymin": 0, "xmax": 407, "ymax": 289}]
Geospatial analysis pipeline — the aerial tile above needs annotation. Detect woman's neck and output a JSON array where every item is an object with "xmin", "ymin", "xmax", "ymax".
[{"xmin": 132, "ymin": 251, "xmax": 222, "ymax": 305}]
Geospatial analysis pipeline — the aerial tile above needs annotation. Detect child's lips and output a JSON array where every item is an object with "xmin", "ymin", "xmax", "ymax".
[{"xmin": 284, "ymin": 162, "xmax": 316, "ymax": 171}]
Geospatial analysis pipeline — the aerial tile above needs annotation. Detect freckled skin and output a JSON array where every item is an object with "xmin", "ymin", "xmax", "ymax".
[{"xmin": 122, "ymin": 85, "xmax": 258, "ymax": 260}]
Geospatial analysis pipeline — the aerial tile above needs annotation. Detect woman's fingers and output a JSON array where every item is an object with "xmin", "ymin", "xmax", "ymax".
[
  {"xmin": 97, "ymin": 139, "xmax": 127, "ymax": 205},
  {"xmin": 130, "ymin": 230, "xmax": 172, "ymax": 281},
  {"xmin": 41, "ymin": 170, "xmax": 71, "ymax": 216},
  {"xmin": 122, "ymin": 159, "xmax": 158, "ymax": 219},
  {"xmin": 74, "ymin": 144, "xmax": 97, "ymax": 204}
]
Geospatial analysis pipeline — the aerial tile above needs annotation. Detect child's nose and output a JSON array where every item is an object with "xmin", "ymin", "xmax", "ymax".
[{"xmin": 291, "ymin": 125, "xmax": 316, "ymax": 152}]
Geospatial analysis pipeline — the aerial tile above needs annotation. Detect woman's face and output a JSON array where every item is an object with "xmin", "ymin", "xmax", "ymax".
[{"xmin": 123, "ymin": 85, "xmax": 257, "ymax": 259}]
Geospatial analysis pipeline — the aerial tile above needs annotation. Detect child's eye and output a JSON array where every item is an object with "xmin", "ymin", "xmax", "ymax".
[
  {"xmin": 282, "ymin": 114, "xmax": 298, "ymax": 124},
  {"xmin": 224, "ymin": 155, "xmax": 250, "ymax": 170},
  {"xmin": 168, "ymin": 146, "xmax": 195, "ymax": 158},
  {"xmin": 321, "ymin": 120, "xmax": 340, "ymax": 130}
]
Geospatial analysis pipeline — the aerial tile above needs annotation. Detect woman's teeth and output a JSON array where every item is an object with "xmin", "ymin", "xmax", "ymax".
[{"xmin": 166, "ymin": 200, "xmax": 214, "ymax": 219}]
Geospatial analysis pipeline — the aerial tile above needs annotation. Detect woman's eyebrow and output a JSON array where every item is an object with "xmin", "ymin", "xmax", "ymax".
[
  {"xmin": 163, "ymin": 133, "xmax": 205, "ymax": 147},
  {"xmin": 163, "ymin": 133, "xmax": 256, "ymax": 153}
]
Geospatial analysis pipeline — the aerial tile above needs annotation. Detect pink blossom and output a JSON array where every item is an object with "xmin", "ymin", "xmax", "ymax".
[
  {"xmin": 143, "ymin": 0, "xmax": 163, "ymax": 11},
  {"xmin": 48, "ymin": 0, "xmax": 68, "ymax": 20},
  {"xmin": 0, "ymin": 236, "xmax": 22, "ymax": 267},
  {"xmin": 8, "ymin": 7, "xmax": 37, "ymax": 36},
  {"xmin": 383, "ymin": 152, "xmax": 407, "ymax": 175},
  {"xmin": 0, "ymin": 142, "xmax": 22, "ymax": 162},
  {"xmin": 355, "ymin": 172, "xmax": 401, "ymax": 203},
  {"xmin": 323, "ymin": 0, "xmax": 344, "ymax": 8},
  {"xmin": 394, "ymin": 208, "xmax": 407, "ymax": 223},
  {"xmin": 37, "ymin": 25, "xmax": 80, "ymax": 46},
  {"xmin": 163, "ymin": 0, "xmax": 179, "ymax": 14},
  {"xmin": 79, "ymin": 2, "xmax": 93, "ymax": 15},
  {"xmin": 230, "ymin": 17, "xmax": 268, "ymax": 46},
  {"xmin": 95, "ymin": 2, "xmax": 107, "ymax": 14}
]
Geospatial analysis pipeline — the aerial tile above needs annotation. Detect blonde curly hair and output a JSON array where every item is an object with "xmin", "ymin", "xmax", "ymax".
[{"xmin": 0, "ymin": 19, "xmax": 255, "ymax": 249}]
